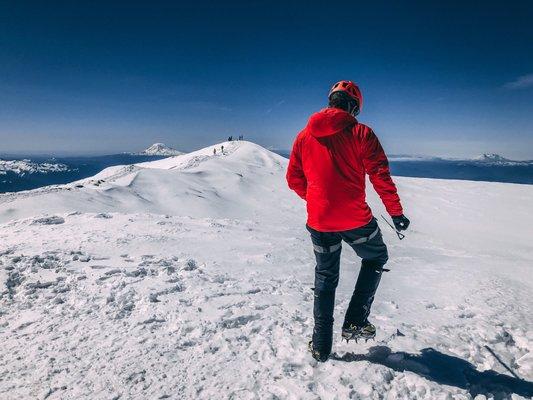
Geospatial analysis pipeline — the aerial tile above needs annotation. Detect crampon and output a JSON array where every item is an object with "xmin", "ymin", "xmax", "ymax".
[
  {"xmin": 341, "ymin": 322, "xmax": 376, "ymax": 343},
  {"xmin": 308, "ymin": 341, "xmax": 329, "ymax": 362}
]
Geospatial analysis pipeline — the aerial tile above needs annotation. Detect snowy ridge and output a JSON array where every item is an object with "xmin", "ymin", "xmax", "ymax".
[
  {"xmin": 471, "ymin": 153, "xmax": 533, "ymax": 166},
  {"xmin": 473, "ymin": 153, "xmax": 511, "ymax": 163},
  {"xmin": 389, "ymin": 153, "xmax": 533, "ymax": 166},
  {"xmin": 0, "ymin": 141, "xmax": 532, "ymax": 399},
  {"xmin": 0, "ymin": 159, "xmax": 70, "ymax": 176},
  {"xmin": 0, "ymin": 141, "xmax": 290, "ymax": 222}
]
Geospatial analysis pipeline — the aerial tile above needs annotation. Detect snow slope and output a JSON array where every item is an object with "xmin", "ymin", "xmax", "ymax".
[
  {"xmin": 0, "ymin": 141, "xmax": 291, "ymax": 224},
  {"xmin": 0, "ymin": 141, "xmax": 532, "ymax": 399}
]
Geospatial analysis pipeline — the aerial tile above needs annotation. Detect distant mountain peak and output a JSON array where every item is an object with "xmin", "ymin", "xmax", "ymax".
[
  {"xmin": 474, "ymin": 153, "xmax": 510, "ymax": 162},
  {"xmin": 139, "ymin": 143, "xmax": 183, "ymax": 156}
]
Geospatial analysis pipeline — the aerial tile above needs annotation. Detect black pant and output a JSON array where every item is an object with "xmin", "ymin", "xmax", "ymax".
[{"xmin": 307, "ymin": 217, "xmax": 388, "ymax": 355}]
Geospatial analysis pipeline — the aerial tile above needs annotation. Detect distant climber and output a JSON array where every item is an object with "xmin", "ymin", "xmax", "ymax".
[
  {"xmin": 221, "ymin": 145, "xmax": 224, "ymax": 154},
  {"xmin": 286, "ymin": 80, "xmax": 410, "ymax": 362},
  {"xmin": 213, "ymin": 148, "xmax": 217, "ymax": 155}
]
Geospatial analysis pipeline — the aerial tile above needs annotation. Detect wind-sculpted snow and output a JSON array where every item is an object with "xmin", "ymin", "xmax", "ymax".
[
  {"xmin": 0, "ymin": 141, "xmax": 532, "ymax": 399},
  {"xmin": 0, "ymin": 159, "xmax": 70, "ymax": 176},
  {"xmin": 0, "ymin": 141, "xmax": 292, "ymax": 224}
]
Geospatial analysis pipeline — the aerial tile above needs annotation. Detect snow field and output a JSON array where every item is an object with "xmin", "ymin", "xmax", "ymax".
[{"xmin": 0, "ymin": 141, "xmax": 532, "ymax": 399}]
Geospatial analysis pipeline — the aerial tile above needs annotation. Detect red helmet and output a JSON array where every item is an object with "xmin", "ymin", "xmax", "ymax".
[{"xmin": 328, "ymin": 80, "xmax": 363, "ymax": 111}]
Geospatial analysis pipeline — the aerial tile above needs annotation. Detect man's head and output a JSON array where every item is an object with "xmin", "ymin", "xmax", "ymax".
[{"xmin": 328, "ymin": 81, "xmax": 363, "ymax": 116}]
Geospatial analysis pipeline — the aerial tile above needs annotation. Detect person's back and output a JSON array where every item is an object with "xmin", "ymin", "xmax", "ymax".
[
  {"xmin": 286, "ymin": 80, "xmax": 410, "ymax": 362},
  {"xmin": 290, "ymin": 108, "xmax": 404, "ymax": 231}
]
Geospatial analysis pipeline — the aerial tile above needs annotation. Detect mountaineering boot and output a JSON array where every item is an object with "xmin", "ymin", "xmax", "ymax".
[
  {"xmin": 343, "ymin": 261, "xmax": 384, "ymax": 331},
  {"xmin": 341, "ymin": 321, "xmax": 376, "ymax": 343},
  {"xmin": 308, "ymin": 341, "xmax": 329, "ymax": 362},
  {"xmin": 312, "ymin": 289, "xmax": 336, "ymax": 359}
]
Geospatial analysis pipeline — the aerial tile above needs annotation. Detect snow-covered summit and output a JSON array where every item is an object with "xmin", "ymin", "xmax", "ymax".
[
  {"xmin": 474, "ymin": 153, "xmax": 510, "ymax": 163},
  {"xmin": 0, "ymin": 140, "xmax": 293, "ymax": 223},
  {"xmin": 471, "ymin": 153, "xmax": 533, "ymax": 166},
  {"xmin": 138, "ymin": 143, "xmax": 183, "ymax": 156}
]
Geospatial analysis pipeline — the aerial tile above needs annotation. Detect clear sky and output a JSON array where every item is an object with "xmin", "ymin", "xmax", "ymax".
[{"xmin": 1, "ymin": 1, "xmax": 532, "ymax": 158}]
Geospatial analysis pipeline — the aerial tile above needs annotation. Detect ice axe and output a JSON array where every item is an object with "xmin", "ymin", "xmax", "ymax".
[{"xmin": 380, "ymin": 215, "xmax": 405, "ymax": 240}]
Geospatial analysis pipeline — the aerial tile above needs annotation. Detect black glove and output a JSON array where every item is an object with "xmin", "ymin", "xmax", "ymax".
[{"xmin": 392, "ymin": 215, "xmax": 410, "ymax": 231}]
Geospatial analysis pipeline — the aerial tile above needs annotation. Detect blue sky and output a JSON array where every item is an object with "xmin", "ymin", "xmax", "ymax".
[{"xmin": 1, "ymin": 1, "xmax": 532, "ymax": 158}]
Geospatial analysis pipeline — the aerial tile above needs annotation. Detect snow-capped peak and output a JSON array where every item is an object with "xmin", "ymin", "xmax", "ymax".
[
  {"xmin": 139, "ymin": 143, "xmax": 183, "ymax": 156},
  {"xmin": 473, "ymin": 153, "xmax": 510, "ymax": 163},
  {"xmin": 470, "ymin": 153, "xmax": 533, "ymax": 166}
]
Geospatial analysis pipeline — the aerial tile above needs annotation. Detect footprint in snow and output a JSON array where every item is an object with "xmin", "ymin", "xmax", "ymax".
[
  {"xmin": 69, "ymin": 251, "xmax": 91, "ymax": 262},
  {"xmin": 31, "ymin": 216, "xmax": 65, "ymax": 225},
  {"xmin": 94, "ymin": 213, "xmax": 113, "ymax": 219},
  {"xmin": 219, "ymin": 314, "xmax": 261, "ymax": 329},
  {"xmin": 89, "ymin": 265, "xmax": 111, "ymax": 270},
  {"xmin": 183, "ymin": 259, "xmax": 197, "ymax": 271},
  {"xmin": 97, "ymin": 269, "xmax": 123, "ymax": 281},
  {"xmin": 458, "ymin": 311, "xmax": 475, "ymax": 319}
]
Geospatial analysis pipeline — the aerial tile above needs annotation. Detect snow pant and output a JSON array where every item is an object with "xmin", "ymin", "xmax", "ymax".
[{"xmin": 306, "ymin": 217, "xmax": 388, "ymax": 356}]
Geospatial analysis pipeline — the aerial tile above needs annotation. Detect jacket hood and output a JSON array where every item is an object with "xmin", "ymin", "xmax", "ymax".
[{"xmin": 306, "ymin": 108, "xmax": 357, "ymax": 138}]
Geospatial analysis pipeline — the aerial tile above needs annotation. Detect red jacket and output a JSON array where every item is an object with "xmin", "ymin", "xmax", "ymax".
[{"xmin": 286, "ymin": 107, "xmax": 403, "ymax": 232}]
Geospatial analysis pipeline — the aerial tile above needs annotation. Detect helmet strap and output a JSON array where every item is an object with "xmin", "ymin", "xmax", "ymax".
[{"xmin": 349, "ymin": 100, "xmax": 360, "ymax": 116}]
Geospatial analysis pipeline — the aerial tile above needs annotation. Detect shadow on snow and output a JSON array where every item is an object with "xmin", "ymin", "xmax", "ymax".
[{"xmin": 331, "ymin": 346, "xmax": 533, "ymax": 398}]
